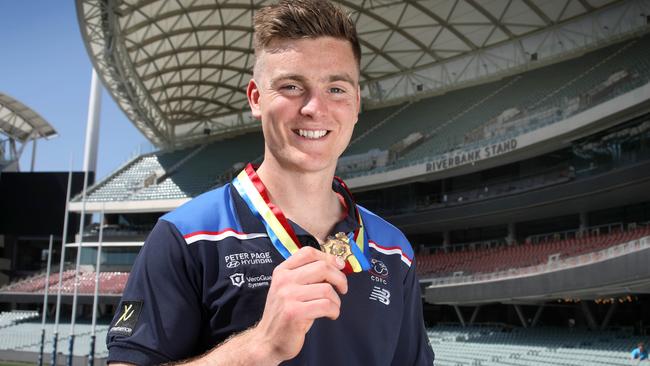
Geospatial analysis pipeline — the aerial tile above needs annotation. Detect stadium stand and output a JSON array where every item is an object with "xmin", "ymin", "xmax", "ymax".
[
  {"xmin": 76, "ymin": 132, "xmax": 264, "ymax": 202},
  {"xmin": 71, "ymin": 33, "xmax": 650, "ymax": 204},
  {"xmin": 0, "ymin": 270, "xmax": 128, "ymax": 295},
  {"xmin": 346, "ymin": 33, "xmax": 650, "ymax": 177},
  {"xmin": 428, "ymin": 325, "xmax": 642, "ymax": 366},
  {"xmin": 0, "ymin": 311, "xmax": 39, "ymax": 329},
  {"xmin": 416, "ymin": 224, "xmax": 650, "ymax": 278},
  {"xmin": 0, "ymin": 322, "xmax": 109, "ymax": 357}
]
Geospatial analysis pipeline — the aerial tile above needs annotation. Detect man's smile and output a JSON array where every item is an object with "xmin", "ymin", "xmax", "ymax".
[{"xmin": 293, "ymin": 129, "xmax": 331, "ymax": 140}]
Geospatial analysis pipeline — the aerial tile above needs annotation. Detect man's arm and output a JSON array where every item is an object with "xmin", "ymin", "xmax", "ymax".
[{"xmin": 110, "ymin": 247, "xmax": 347, "ymax": 366}]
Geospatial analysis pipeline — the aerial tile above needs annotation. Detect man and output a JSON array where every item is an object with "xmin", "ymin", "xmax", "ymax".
[
  {"xmin": 632, "ymin": 342, "xmax": 648, "ymax": 361},
  {"xmin": 107, "ymin": 1, "xmax": 434, "ymax": 365}
]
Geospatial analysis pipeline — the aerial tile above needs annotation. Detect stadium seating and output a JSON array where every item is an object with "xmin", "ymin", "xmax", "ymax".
[
  {"xmin": 0, "ymin": 321, "xmax": 109, "ymax": 358},
  {"xmin": 0, "ymin": 311, "xmax": 39, "ymax": 328},
  {"xmin": 414, "ymin": 165, "xmax": 573, "ymax": 210},
  {"xmin": 429, "ymin": 325, "xmax": 641, "ymax": 366},
  {"xmin": 76, "ymin": 132, "xmax": 264, "ymax": 202},
  {"xmin": 347, "ymin": 33, "xmax": 650, "ymax": 177},
  {"xmin": 416, "ymin": 225, "xmax": 650, "ymax": 278},
  {"xmin": 5, "ymin": 226, "xmax": 647, "ymax": 297},
  {"xmin": 75, "ymin": 34, "xmax": 650, "ymax": 202},
  {"xmin": 0, "ymin": 270, "xmax": 129, "ymax": 295}
]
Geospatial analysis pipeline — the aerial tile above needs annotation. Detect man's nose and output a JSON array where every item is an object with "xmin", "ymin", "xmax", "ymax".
[{"xmin": 300, "ymin": 90, "xmax": 328, "ymax": 118}]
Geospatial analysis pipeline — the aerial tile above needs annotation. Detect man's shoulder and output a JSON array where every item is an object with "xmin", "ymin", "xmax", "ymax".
[
  {"xmin": 357, "ymin": 205, "xmax": 414, "ymax": 264},
  {"xmin": 161, "ymin": 184, "xmax": 241, "ymax": 240}
]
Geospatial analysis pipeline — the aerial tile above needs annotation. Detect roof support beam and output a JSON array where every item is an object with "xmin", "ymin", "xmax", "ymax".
[
  {"xmin": 158, "ymin": 96, "xmax": 244, "ymax": 113},
  {"xmin": 140, "ymin": 64, "xmax": 252, "ymax": 82},
  {"xmin": 148, "ymin": 81, "xmax": 243, "ymax": 96},
  {"xmin": 465, "ymin": 0, "xmax": 516, "ymax": 39},
  {"xmin": 132, "ymin": 45, "xmax": 253, "ymax": 68},
  {"xmin": 521, "ymin": 0, "xmax": 553, "ymax": 26},
  {"xmin": 125, "ymin": 25, "xmax": 253, "ymax": 52},
  {"xmin": 405, "ymin": 0, "xmax": 477, "ymax": 51},
  {"xmin": 339, "ymin": 0, "xmax": 442, "ymax": 62}
]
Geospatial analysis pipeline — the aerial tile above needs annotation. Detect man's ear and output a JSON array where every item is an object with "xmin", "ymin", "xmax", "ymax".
[{"xmin": 247, "ymin": 79, "xmax": 262, "ymax": 120}]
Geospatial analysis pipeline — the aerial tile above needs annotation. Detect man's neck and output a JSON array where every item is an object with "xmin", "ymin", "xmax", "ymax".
[{"xmin": 255, "ymin": 158, "xmax": 342, "ymax": 243}]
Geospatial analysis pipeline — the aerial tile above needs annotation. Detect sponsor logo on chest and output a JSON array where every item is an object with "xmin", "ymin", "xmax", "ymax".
[
  {"xmin": 229, "ymin": 272, "xmax": 272, "ymax": 289},
  {"xmin": 225, "ymin": 251, "xmax": 273, "ymax": 268}
]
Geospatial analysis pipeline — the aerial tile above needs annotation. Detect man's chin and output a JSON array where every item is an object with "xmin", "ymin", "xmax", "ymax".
[{"xmin": 283, "ymin": 155, "xmax": 337, "ymax": 174}]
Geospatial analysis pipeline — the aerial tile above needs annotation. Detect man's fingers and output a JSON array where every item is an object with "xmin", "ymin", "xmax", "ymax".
[
  {"xmin": 292, "ymin": 283, "xmax": 342, "ymax": 307},
  {"xmin": 298, "ymin": 298, "xmax": 342, "ymax": 321},
  {"xmin": 290, "ymin": 260, "xmax": 348, "ymax": 295}
]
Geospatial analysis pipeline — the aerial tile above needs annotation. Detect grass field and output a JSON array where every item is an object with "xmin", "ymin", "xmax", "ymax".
[{"xmin": 0, "ymin": 362, "xmax": 32, "ymax": 366}]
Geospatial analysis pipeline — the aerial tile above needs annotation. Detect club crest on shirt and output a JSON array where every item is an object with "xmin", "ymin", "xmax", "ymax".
[{"xmin": 369, "ymin": 258, "xmax": 389, "ymax": 284}]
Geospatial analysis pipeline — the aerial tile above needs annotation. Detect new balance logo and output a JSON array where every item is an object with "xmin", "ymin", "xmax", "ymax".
[{"xmin": 369, "ymin": 286, "xmax": 390, "ymax": 305}]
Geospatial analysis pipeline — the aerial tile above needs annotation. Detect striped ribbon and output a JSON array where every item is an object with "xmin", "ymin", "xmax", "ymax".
[{"xmin": 232, "ymin": 164, "xmax": 370, "ymax": 274}]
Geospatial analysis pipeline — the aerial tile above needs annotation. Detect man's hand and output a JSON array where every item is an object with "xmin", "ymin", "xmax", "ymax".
[
  {"xmin": 252, "ymin": 246, "xmax": 348, "ymax": 364},
  {"xmin": 110, "ymin": 247, "xmax": 348, "ymax": 366}
]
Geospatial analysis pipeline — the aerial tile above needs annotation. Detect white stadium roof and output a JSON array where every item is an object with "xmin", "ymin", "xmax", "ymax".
[
  {"xmin": 0, "ymin": 93, "xmax": 57, "ymax": 142},
  {"xmin": 76, "ymin": 0, "xmax": 648, "ymax": 148}
]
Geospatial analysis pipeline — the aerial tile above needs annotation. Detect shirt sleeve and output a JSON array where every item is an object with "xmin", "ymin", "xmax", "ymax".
[
  {"xmin": 106, "ymin": 219, "xmax": 203, "ymax": 365},
  {"xmin": 391, "ymin": 257, "xmax": 435, "ymax": 365}
]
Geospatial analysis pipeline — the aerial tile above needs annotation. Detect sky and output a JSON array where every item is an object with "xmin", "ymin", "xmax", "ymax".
[{"xmin": 0, "ymin": 1, "xmax": 149, "ymax": 180}]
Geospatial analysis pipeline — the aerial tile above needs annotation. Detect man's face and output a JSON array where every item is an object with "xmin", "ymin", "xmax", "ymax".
[{"xmin": 247, "ymin": 36, "xmax": 361, "ymax": 173}]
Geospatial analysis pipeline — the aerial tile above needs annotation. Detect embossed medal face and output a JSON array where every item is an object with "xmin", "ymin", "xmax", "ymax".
[{"xmin": 320, "ymin": 232, "xmax": 353, "ymax": 262}]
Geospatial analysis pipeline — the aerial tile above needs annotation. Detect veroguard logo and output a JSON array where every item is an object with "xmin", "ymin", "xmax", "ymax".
[
  {"xmin": 229, "ymin": 273, "xmax": 272, "ymax": 289},
  {"xmin": 229, "ymin": 273, "xmax": 245, "ymax": 287},
  {"xmin": 109, "ymin": 301, "xmax": 143, "ymax": 336}
]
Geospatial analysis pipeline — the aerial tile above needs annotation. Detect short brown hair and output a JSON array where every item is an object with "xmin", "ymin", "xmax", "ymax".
[{"xmin": 253, "ymin": 0, "xmax": 361, "ymax": 67}]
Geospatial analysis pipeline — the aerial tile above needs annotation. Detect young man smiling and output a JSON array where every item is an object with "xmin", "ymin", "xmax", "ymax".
[{"xmin": 107, "ymin": 1, "xmax": 434, "ymax": 365}]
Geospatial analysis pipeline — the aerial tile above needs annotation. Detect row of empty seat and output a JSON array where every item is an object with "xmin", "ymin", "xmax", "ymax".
[
  {"xmin": 0, "ymin": 270, "xmax": 128, "ymax": 295},
  {"xmin": 416, "ymin": 226, "xmax": 650, "ymax": 278},
  {"xmin": 0, "ymin": 310, "xmax": 39, "ymax": 328},
  {"xmin": 0, "ymin": 321, "xmax": 109, "ymax": 358},
  {"xmin": 429, "ymin": 325, "xmax": 642, "ymax": 366}
]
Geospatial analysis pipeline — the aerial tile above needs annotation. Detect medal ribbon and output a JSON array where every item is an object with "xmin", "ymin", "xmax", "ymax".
[{"xmin": 233, "ymin": 164, "xmax": 370, "ymax": 274}]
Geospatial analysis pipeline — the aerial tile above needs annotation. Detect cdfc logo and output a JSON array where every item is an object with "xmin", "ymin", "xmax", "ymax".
[{"xmin": 369, "ymin": 258, "xmax": 388, "ymax": 278}]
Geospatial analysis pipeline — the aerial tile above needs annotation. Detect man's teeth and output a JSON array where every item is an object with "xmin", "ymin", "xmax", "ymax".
[{"xmin": 298, "ymin": 129, "xmax": 327, "ymax": 139}]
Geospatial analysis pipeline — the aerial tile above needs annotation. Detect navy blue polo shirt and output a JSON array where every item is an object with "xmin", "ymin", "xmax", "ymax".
[{"xmin": 107, "ymin": 180, "xmax": 434, "ymax": 365}]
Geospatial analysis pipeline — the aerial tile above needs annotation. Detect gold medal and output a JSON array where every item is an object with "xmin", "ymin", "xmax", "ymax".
[{"xmin": 320, "ymin": 232, "xmax": 353, "ymax": 262}]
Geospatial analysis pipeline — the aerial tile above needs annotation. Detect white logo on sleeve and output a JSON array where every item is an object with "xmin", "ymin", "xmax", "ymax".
[
  {"xmin": 369, "ymin": 286, "xmax": 390, "ymax": 305},
  {"xmin": 229, "ymin": 273, "xmax": 245, "ymax": 287}
]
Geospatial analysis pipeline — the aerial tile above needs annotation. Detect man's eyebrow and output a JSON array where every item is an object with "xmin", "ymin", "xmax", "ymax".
[
  {"xmin": 270, "ymin": 74, "xmax": 307, "ymax": 84},
  {"xmin": 269, "ymin": 73, "xmax": 358, "ymax": 86},
  {"xmin": 328, "ymin": 73, "xmax": 357, "ymax": 86}
]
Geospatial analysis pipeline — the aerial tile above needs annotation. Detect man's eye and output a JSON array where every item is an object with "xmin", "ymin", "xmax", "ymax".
[
  {"xmin": 330, "ymin": 87, "xmax": 345, "ymax": 94},
  {"xmin": 281, "ymin": 85, "xmax": 299, "ymax": 91}
]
